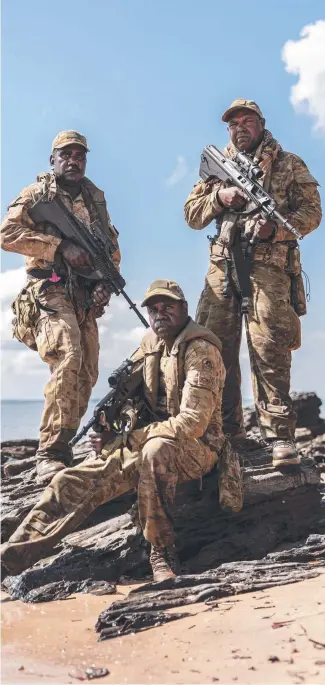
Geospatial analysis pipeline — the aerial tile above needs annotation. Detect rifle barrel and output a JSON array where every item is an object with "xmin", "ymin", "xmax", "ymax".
[
  {"xmin": 120, "ymin": 289, "xmax": 149, "ymax": 328},
  {"xmin": 273, "ymin": 210, "xmax": 302, "ymax": 240},
  {"xmin": 69, "ymin": 416, "xmax": 96, "ymax": 447}
]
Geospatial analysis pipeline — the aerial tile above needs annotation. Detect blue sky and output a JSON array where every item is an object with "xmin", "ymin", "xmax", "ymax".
[{"xmin": 1, "ymin": 1, "xmax": 324, "ymax": 400}]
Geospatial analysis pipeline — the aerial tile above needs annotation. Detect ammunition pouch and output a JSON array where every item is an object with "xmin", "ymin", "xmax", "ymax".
[
  {"xmin": 209, "ymin": 238, "xmax": 308, "ymax": 317},
  {"xmin": 11, "ymin": 286, "xmax": 40, "ymax": 351}
]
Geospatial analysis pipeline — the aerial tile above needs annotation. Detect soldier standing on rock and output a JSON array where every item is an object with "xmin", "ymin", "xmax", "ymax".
[
  {"xmin": 0, "ymin": 131, "xmax": 120, "ymax": 484},
  {"xmin": 0, "ymin": 280, "xmax": 242, "ymax": 583},
  {"xmin": 184, "ymin": 99, "xmax": 322, "ymax": 469}
]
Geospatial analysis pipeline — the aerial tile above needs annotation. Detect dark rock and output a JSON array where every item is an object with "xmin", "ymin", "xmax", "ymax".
[
  {"xmin": 1, "ymin": 392, "xmax": 324, "ymax": 603},
  {"xmin": 243, "ymin": 392, "xmax": 325, "ymax": 436},
  {"xmin": 95, "ymin": 536, "xmax": 325, "ymax": 640},
  {"xmin": 96, "ymin": 610, "xmax": 191, "ymax": 640}
]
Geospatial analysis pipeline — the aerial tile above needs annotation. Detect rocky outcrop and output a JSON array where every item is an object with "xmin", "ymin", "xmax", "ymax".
[
  {"xmin": 96, "ymin": 533, "xmax": 325, "ymax": 640},
  {"xmin": 1, "ymin": 392, "xmax": 324, "ymax": 603}
]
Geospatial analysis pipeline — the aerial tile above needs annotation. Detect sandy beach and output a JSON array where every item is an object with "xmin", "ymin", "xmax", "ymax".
[{"xmin": 2, "ymin": 573, "xmax": 325, "ymax": 685}]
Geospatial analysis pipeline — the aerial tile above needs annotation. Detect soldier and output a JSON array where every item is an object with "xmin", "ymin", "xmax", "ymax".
[
  {"xmin": 0, "ymin": 280, "xmax": 242, "ymax": 583},
  {"xmin": 184, "ymin": 100, "xmax": 322, "ymax": 468},
  {"xmin": 0, "ymin": 131, "xmax": 120, "ymax": 483}
]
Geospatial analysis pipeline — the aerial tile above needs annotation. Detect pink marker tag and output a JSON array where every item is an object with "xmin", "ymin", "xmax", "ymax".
[{"xmin": 48, "ymin": 271, "xmax": 61, "ymax": 283}]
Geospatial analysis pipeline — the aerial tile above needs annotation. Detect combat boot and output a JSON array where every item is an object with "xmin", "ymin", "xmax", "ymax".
[
  {"xmin": 272, "ymin": 440, "xmax": 300, "ymax": 469},
  {"xmin": 150, "ymin": 545, "xmax": 180, "ymax": 582},
  {"xmin": 36, "ymin": 458, "xmax": 66, "ymax": 484},
  {"xmin": 228, "ymin": 429, "xmax": 247, "ymax": 447}
]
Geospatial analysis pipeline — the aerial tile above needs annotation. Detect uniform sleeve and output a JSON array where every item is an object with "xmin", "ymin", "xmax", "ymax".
[
  {"xmin": 0, "ymin": 189, "xmax": 62, "ymax": 261},
  {"xmin": 136, "ymin": 340, "xmax": 225, "ymax": 443},
  {"xmin": 184, "ymin": 180, "xmax": 225, "ymax": 229},
  {"xmin": 274, "ymin": 155, "xmax": 322, "ymax": 242}
]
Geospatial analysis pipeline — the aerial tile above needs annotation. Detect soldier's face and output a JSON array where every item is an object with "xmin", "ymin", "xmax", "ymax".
[
  {"xmin": 227, "ymin": 109, "xmax": 265, "ymax": 152},
  {"xmin": 147, "ymin": 296, "xmax": 188, "ymax": 339},
  {"xmin": 50, "ymin": 144, "xmax": 87, "ymax": 184}
]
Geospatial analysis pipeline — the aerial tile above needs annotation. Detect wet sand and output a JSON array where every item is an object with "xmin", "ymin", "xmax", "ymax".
[{"xmin": 2, "ymin": 574, "xmax": 325, "ymax": 685}]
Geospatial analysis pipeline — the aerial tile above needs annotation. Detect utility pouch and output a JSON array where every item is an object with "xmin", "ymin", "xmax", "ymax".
[
  {"xmin": 287, "ymin": 247, "xmax": 307, "ymax": 317},
  {"xmin": 11, "ymin": 286, "xmax": 40, "ymax": 351},
  {"xmin": 290, "ymin": 274, "xmax": 307, "ymax": 317}
]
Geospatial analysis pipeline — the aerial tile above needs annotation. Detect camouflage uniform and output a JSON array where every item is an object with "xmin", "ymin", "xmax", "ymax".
[
  {"xmin": 1, "ymin": 312, "xmax": 243, "ymax": 577},
  {"xmin": 0, "ymin": 131, "xmax": 121, "ymax": 465},
  {"xmin": 184, "ymin": 103, "xmax": 322, "ymax": 442}
]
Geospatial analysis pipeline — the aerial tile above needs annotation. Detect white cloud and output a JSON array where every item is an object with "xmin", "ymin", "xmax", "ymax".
[
  {"xmin": 282, "ymin": 20, "xmax": 325, "ymax": 131},
  {"xmin": 0, "ymin": 266, "xmax": 26, "ymax": 300},
  {"xmin": 165, "ymin": 155, "xmax": 189, "ymax": 187},
  {"xmin": 0, "ymin": 266, "xmax": 27, "ymax": 343}
]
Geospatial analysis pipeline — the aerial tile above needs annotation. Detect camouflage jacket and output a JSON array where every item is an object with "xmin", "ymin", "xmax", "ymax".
[
  {"xmin": 126, "ymin": 318, "xmax": 243, "ymax": 512},
  {"xmin": 130, "ymin": 318, "xmax": 226, "ymax": 452},
  {"xmin": 184, "ymin": 135, "xmax": 322, "ymax": 266},
  {"xmin": 0, "ymin": 172, "xmax": 121, "ymax": 275}
]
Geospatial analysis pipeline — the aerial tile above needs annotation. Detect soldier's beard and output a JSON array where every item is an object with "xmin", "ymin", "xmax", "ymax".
[
  {"xmin": 236, "ymin": 130, "xmax": 264, "ymax": 153},
  {"xmin": 155, "ymin": 316, "xmax": 189, "ymax": 341},
  {"xmin": 56, "ymin": 175, "xmax": 85, "ymax": 201},
  {"xmin": 57, "ymin": 174, "xmax": 82, "ymax": 187}
]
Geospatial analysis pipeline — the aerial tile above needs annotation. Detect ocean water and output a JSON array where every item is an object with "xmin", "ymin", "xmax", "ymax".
[
  {"xmin": 0, "ymin": 397, "xmax": 253, "ymax": 443},
  {"xmin": 1, "ymin": 400, "xmax": 99, "ymax": 442}
]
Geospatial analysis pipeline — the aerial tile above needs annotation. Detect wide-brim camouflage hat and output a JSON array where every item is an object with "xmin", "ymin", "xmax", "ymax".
[
  {"xmin": 141, "ymin": 280, "xmax": 185, "ymax": 307},
  {"xmin": 222, "ymin": 99, "xmax": 264, "ymax": 122},
  {"xmin": 51, "ymin": 130, "xmax": 89, "ymax": 152}
]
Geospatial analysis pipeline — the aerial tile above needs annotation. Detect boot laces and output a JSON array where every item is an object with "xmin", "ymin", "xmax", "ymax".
[
  {"xmin": 150, "ymin": 546, "xmax": 171, "ymax": 574},
  {"xmin": 150, "ymin": 546, "xmax": 178, "ymax": 575},
  {"xmin": 273, "ymin": 439, "xmax": 296, "ymax": 449}
]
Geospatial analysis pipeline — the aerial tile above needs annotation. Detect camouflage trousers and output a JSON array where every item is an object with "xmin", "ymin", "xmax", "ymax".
[
  {"xmin": 1, "ymin": 436, "xmax": 217, "ymax": 576},
  {"xmin": 196, "ymin": 260, "xmax": 301, "ymax": 441},
  {"xmin": 33, "ymin": 283, "xmax": 99, "ymax": 464}
]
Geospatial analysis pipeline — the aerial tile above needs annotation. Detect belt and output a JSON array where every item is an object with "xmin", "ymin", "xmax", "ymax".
[{"xmin": 27, "ymin": 269, "xmax": 66, "ymax": 283}]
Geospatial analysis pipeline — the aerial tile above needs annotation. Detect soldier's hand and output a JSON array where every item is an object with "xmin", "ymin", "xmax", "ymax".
[
  {"xmin": 217, "ymin": 186, "xmax": 247, "ymax": 209},
  {"xmin": 254, "ymin": 217, "xmax": 277, "ymax": 240},
  {"xmin": 88, "ymin": 428, "xmax": 111, "ymax": 455},
  {"xmin": 60, "ymin": 240, "xmax": 92, "ymax": 267},
  {"xmin": 93, "ymin": 305, "xmax": 105, "ymax": 318},
  {"xmin": 92, "ymin": 282, "xmax": 111, "ymax": 306}
]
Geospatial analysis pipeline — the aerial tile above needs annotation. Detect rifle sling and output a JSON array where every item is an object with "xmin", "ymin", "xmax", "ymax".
[{"xmin": 230, "ymin": 236, "xmax": 252, "ymax": 314}]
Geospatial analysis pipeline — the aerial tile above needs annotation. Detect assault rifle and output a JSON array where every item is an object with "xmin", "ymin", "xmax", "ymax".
[
  {"xmin": 29, "ymin": 196, "xmax": 149, "ymax": 328},
  {"xmin": 70, "ymin": 357, "xmax": 143, "ymax": 447},
  {"xmin": 199, "ymin": 145, "xmax": 303, "ymax": 240}
]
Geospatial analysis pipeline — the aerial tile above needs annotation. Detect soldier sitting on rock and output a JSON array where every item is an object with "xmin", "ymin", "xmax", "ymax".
[{"xmin": 1, "ymin": 280, "xmax": 242, "ymax": 583}]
